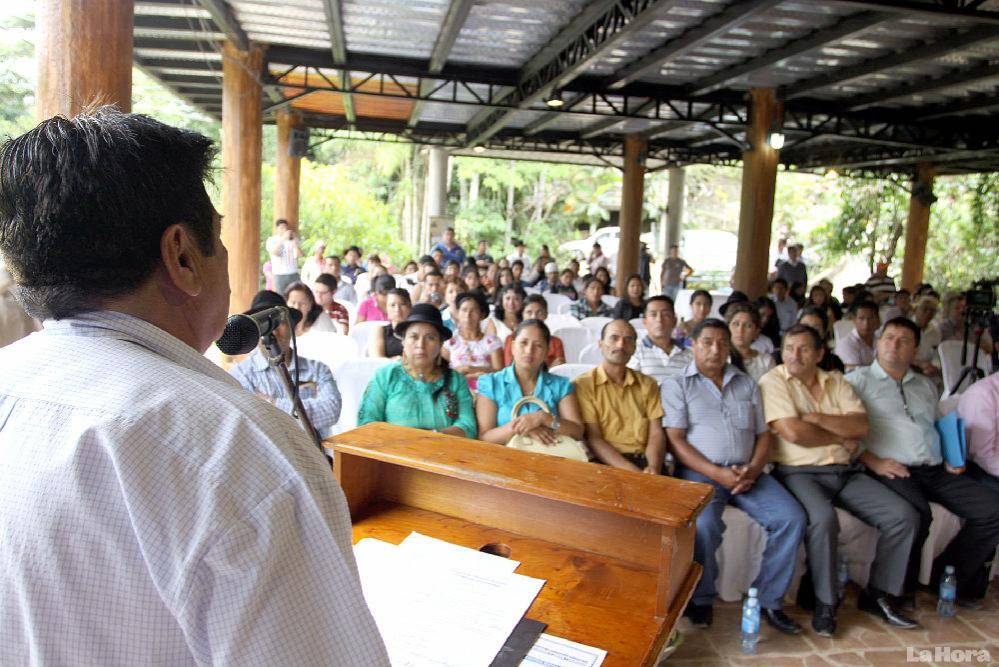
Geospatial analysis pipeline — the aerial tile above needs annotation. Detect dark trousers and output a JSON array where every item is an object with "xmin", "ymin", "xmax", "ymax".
[
  {"xmin": 968, "ymin": 460, "xmax": 999, "ymax": 498},
  {"xmin": 867, "ymin": 464, "xmax": 999, "ymax": 600},
  {"xmin": 774, "ymin": 465, "xmax": 919, "ymax": 606}
]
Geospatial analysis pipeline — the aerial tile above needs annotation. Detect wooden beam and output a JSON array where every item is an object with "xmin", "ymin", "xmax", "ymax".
[
  {"xmin": 193, "ymin": 0, "xmax": 248, "ymax": 51},
  {"xmin": 900, "ymin": 163, "xmax": 935, "ymax": 292},
  {"xmin": 607, "ymin": 0, "xmax": 778, "ymax": 90},
  {"xmin": 221, "ymin": 42, "xmax": 264, "ymax": 314},
  {"xmin": 36, "ymin": 0, "xmax": 134, "ymax": 119},
  {"xmin": 319, "ymin": 0, "xmax": 354, "ymax": 123},
  {"xmin": 733, "ymin": 89, "xmax": 781, "ymax": 299},
  {"xmin": 408, "ymin": 0, "xmax": 475, "ymax": 127},
  {"xmin": 275, "ymin": 110, "xmax": 304, "ymax": 231},
  {"xmin": 689, "ymin": 11, "xmax": 891, "ymax": 96},
  {"xmin": 617, "ymin": 133, "xmax": 647, "ymax": 295}
]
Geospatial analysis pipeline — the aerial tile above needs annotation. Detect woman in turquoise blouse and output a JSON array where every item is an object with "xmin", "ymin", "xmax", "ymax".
[
  {"xmin": 358, "ymin": 304, "xmax": 477, "ymax": 438},
  {"xmin": 476, "ymin": 320, "xmax": 584, "ymax": 445}
]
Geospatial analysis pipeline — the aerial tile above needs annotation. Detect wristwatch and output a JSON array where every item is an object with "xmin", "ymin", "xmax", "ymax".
[{"xmin": 549, "ymin": 413, "xmax": 560, "ymax": 432}]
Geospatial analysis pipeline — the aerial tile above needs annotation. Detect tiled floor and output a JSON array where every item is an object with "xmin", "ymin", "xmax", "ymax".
[{"xmin": 664, "ymin": 585, "xmax": 999, "ymax": 666}]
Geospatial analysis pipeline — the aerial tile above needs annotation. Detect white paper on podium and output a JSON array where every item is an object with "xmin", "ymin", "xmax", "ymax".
[
  {"xmin": 398, "ymin": 532, "xmax": 521, "ymax": 574},
  {"xmin": 520, "ymin": 634, "xmax": 606, "ymax": 667},
  {"xmin": 353, "ymin": 536, "xmax": 545, "ymax": 667}
]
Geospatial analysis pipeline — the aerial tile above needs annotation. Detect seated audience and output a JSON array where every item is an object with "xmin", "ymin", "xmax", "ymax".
[
  {"xmin": 556, "ymin": 269, "xmax": 579, "ymax": 300},
  {"xmin": 771, "ymin": 278, "xmax": 797, "ymax": 333},
  {"xmin": 755, "ymin": 296, "xmax": 781, "ymax": 352},
  {"xmin": 488, "ymin": 284, "xmax": 526, "ymax": 338},
  {"xmin": 569, "ymin": 276, "xmax": 614, "ymax": 320},
  {"xmin": 510, "ymin": 260, "xmax": 526, "ymax": 289},
  {"xmin": 848, "ymin": 317, "xmax": 999, "ymax": 609},
  {"xmin": 341, "ymin": 245, "xmax": 366, "ymax": 284},
  {"xmin": 960, "ymin": 373, "xmax": 999, "ymax": 497},
  {"xmin": 322, "ymin": 255, "xmax": 357, "ymax": 303},
  {"xmin": 676, "ymin": 289, "xmax": 713, "ymax": 347},
  {"xmin": 355, "ymin": 274, "xmax": 395, "ymax": 323},
  {"xmin": 725, "ymin": 302, "xmax": 775, "ymax": 381},
  {"xmin": 574, "ymin": 320, "xmax": 666, "ymax": 474},
  {"xmin": 663, "ymin": 319, "xmax": 805, "ymax": 633},
  {"xmin": 416, "ymin": 269, "xmax": 445, "ymax": 309},
  {"xmin": 502, "ymin": 295, "xmax": 565, "ymax": 367},
  {"xmin": 819, "ymin": 278, "xmax": 842, "ymax": 321},
  {"xmin": 284, "ymin": 281, "xmax": 337, "ymax": 335},
  {"xmin": 760, "ymin": 324, "xmax": 919, "ymax": 636},
  {"xmin": 492, "ymin": 267, "xmax": 515, "ymax": 305},
  {"xmin": 881, "ymin": 288, "xmax": 912, "ymax": 322},
  {"xmin": 443, "ymin": 259, "xmax": 461, "ymax": 281},
  {"xmin": 805, "ymin": 283, "xmax": 837, "ymax": 325},
  {"xmin": 835, "ymin": 300, "xmax": 880, "ymax": 370},
  {"xmin": 430, "ymin": 227, "xmax": 465, "ymax": 266},
  {"xmin": 612, "ymin": 273, "xmax": 646, "ymax": 321},
  {"xmin": 301, "ymin": 240, "xmax": 326, "ymax": 286},
  {"xmin": 477, "ymin": 320, "xmax": 584, "ymax": 445},
  {"xmin": 628, "ymin": 295, "xmax": 691, "ymax": 384},
  {"xmin": 409, "ymin": 255, "xmax": 437, "ymax": 300},
  {"xmin": 938, "ymin": 292, "xmax": 994, "ymax": 353},
  {"xmin": 911, "ymin": 295, "xmax": 942, "ymax": 378},
  {"xmin": 786, "ymin": 306, "xmax": 846, "ymax": 374},
  {"xmin": 358, "ymin": 304, "xmax": 476, "ymax": 438},
  {"xmin": 440, "ymin": 277, "xmax": 463, "ymax": 332},
  {"xmin": 230, "ymin": 291, "xmax": 342, "ymax": 438},
  {"xmin": 442, "ymin": 292, "xmax": 503, "ymax": 391},
  {"xmin": 473, "ymin": 240, "xmax": 494, "ymax": 267},
  {"xmin": 313, "ymin": 273, "xmax": 351, "ymax": 334},
  {"xmin": 369, "ymin": 288, "xmax": 412, "ymax": 359},
  {"xmin": 535, "ymin": 262, "xmax": 560, "ymax": 293},
  {"xmin": 461, "ymin": 265, "xmax": 486, "ymax": 297},
  {"xmin": 593, "ymin": 266, "xmax": 613, "ymax": 293}
]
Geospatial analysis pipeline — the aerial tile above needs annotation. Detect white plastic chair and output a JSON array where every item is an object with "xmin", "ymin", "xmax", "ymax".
[
  {"xmin": 336, "ymin": 299, "xmax": 358, "ymax": 328},
  {"xmin": 601, "ymin": 294, "xmax": 620, "ymax": 308},
  {"xmin": 552, "ymin": 327, "xmax": 593, "ymax": 364},
  {"xmin": 674, "ymin": 289, "xmax": 694, "ymax": 320},
  {"xmin": 353, "ymin": 273, "xmax": 373, "ymax": 301},
  {"xmin": 578, "ymin": 342, "xmax": 603, "ymax": 365},
  {"xmin": 833, "ymin": 319, "xmax": 854, "ymax": 347},
  {"xmin": 330, "ymin": 357, "xmax": 393, "ymax": 435},
  {"xmin": 556, "ymin": 301, "xmax": 574, "ymax": 315},
  {"xmin": 294, "ymin": 332, "xmax": 359, "ymax": 372},
  {"xmin": 543, "ymin": 293, "xmax": 571, "ymax": 315},
  {"xmin": 579, "ymin": 316, "xmax": 612, "ymax": 337},
  {"xmin": 544, "ymin": 314, "xmax": 581, "ymax": 331},
  {"xmin": 523, "ymin": 286, "xmax": 540, "ymax": 295},
  {"xmin": 348, "ymin": 321, "xmax": 386, "ymax": 358},
  {"xmin": 938, "ymin": 340, "xmax": 990, "ymax": 398},
  {"xmin": 549, "ymin": 363, "xmax": 596, "ymax": 382},
  {"xmin": 629, "ymin": 317, "xmax": 646, "ymax": 333}
]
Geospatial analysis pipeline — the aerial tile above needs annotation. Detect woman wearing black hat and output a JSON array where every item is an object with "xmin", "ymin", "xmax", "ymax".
[
  {"xmin": 357, "ymin": 303, "xmax": 477, "ymax": 438},
  {"xmin": 442, "ymin": 292, "xmax": 503, "ymax": 391}
]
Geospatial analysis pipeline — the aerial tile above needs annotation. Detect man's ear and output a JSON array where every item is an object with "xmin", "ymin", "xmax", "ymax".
[{"xmin": 160, "ymin": 224, "xmax": 203, "ymax": 298}]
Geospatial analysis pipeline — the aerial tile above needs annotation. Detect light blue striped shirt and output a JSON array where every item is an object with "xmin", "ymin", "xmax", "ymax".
[{"xmin": 0, "ymin": 311, "xmax": 388, "ymax": 666}]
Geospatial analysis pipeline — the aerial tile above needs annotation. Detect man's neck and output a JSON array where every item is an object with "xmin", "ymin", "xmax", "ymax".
[
  {"xmin": 601, "ymin": 361, "xmax": 627, "ymax": 384},
  {"xmin": 697, "ymin": 363, "xmax": 724, "ymax": 387},
  {"xmin": 878, "ymin": 359, "xmax": 907, "ymax": 382},
  {"xmin": 649, "ymin": 333, "xmax": 673, "ymax": 353},
  {"xmin": 789, "ymin": 367, "xmax": 819, "ymax": 387},
  {"xmin": 858, "ymin": 331, "xmax": 874, "ymax": 345}
]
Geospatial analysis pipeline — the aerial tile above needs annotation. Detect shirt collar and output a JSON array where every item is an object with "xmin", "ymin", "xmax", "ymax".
[
  {"xmin": 42, "ymin": 310, "xmax": 240, "ymax": 388},
  {"xmin": 683, "ymin": 361, "xmax": 740, "ymax": 386},
  {"xmin": 870, "ymin": 358, "xmax": 915, "ymax": 384},
  {"xmin": 779, "ymin": 363, "xmax": 832, "ymax": 388},
  {"xmin": 594, "ymin": 363, "xmax": 636, "ymax": 387}
]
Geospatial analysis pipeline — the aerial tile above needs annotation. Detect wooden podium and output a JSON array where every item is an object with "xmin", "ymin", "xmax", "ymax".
[{"xmin": 328, "ymin": 424, "xmax": 713, "ymax": 666}]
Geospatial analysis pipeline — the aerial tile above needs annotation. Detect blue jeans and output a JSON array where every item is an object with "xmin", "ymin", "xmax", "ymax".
[
  {"xmin": 678, "ymin": 467, "xmax": 806, "ymax": 609},
  {"xmin": 663, "ymin": 284, "xmax": 681, "ymax": 301}
]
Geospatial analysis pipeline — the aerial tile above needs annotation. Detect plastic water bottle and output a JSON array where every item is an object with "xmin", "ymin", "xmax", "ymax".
[
  {"xmin": 938, "ymin": 565, "xmax": 957, "ymax": 617},
  {"xmin": 836, "ymin": 555, "xmax": 850, "ymax": 605},
  {"xmin": 741, "ymin": 587, "xmax": 761, "ymax": 654}
]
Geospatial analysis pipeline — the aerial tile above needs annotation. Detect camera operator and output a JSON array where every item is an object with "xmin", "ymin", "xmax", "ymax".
[
  {"xmin": 938, "ymin": 291, "xmax": 993, "ymax": 355},
  {"xmin": 266, "ymin": 218, "xmax": 303, "ymax": 293}
]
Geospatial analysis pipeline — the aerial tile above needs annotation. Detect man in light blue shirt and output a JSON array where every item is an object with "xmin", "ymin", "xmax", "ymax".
[
  {"xmin": 0, "ymin": 109, "xmax": 387, "ymax": 665},
  {"xmin": 662, "ymin": 319, "xmax": 805, "ymax": 634},
  {"xmin": 848, "ymin": 317, "xmax": 999, "ymax": 609}
]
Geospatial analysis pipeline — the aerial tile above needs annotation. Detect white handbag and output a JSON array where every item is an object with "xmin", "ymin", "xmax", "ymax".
[{"xmin": 506, "ymin": 396, "xmax": 590, "ymax": 462}]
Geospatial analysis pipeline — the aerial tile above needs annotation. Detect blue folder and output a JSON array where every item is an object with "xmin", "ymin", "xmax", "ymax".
[{"xmin": 935, "ymin": 411, "xmax": 967, "ymax": 468}]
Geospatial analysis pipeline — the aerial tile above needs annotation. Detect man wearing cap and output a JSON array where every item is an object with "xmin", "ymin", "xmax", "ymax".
[
  {"xmin": 230, "ymin": 290, "xmax": 343, "ymax": 438},
  {"xmin": 0, "ymin": 109, "xmax": 387, "ymax": 664},
  {"xmin": 536, "ymin": 262, "xmax": 560, "ymax": 293}
]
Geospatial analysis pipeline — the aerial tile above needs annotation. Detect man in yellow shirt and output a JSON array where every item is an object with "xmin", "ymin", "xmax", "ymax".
[
  {"xmin": 759, "ymin": 324, "xmax": 919, "ymax": 637},
  {"xmin": 574, "ymin": 319, "xmax": 666, "ymax": 474}
]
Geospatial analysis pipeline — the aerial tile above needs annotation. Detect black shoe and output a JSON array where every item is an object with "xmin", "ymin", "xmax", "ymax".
[
  {"xmin": 762, "ymin": 607, "xmax": 802, "ymax": 635},
  {"xmin": 811, "ymin": 602, "xmax": 837, "ymax": 637},
  {"xmin": 858, "ymin": 589, "xmax": 919, "ymax": 629},
  {"xmin": 683, "ymin": 603, "xmax": 713, "ymax": 628},
  {"xmin": 895, "ymin": 592, "xmax": 917, "ymax": 613}
]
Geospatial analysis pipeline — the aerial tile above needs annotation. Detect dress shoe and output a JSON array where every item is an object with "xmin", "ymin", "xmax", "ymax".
[
  {"xmin": 762, "ymin": 607, "xmax": 802, "ymax": 635},
  {"xmin": 858, "ymin": 589, "xmax": 919, "ymax": 629},
  {"xmin": 683, "ymin": 603, "xmax": 713, "ymax": 628},
  {"xmin": 811, "ymin": 602, "xmax": 837, "ymax": 637}
]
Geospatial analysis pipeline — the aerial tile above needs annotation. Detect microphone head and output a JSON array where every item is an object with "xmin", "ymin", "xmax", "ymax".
[{"xmin": 215, "ymin": 314, "xmax": 261, "ymax": 355}]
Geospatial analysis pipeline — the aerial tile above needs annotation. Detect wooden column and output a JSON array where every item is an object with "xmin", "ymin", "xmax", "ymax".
[
  {"xmin": 733, "ymin": 89, "xmax": 782, "ymax": 299},
  {"xmin": 36, "ymin": 0, "xmax": 134, "ymax": 119},
  {"xmin": 221, "ymin": 43, "xmax": 264, "ymax": 315},
  {"xmin": 618, "ymin": 133, "xmax": 647, "ymax": 296},
  {"xmin": 275, "ymin": 109, "xmax": 304, "ymax": 231},
  {"xmin": 900, "ymin": 163, "xmax": 936, "ymax": 292}
]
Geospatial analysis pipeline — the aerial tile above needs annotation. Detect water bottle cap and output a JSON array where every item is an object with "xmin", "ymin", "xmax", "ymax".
[
  {"xmin": 748, "ymin": 587, "xmax": 758, "ymax": 597},
  {"xmin": 945, "ymin": 565, "xmax": 955, "ymax": 573}
]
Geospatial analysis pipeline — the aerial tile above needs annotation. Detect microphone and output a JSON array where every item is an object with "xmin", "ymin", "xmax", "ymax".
[{"xmin": 215, "ymin": 306, "xmax": 290, "ymax": 355}]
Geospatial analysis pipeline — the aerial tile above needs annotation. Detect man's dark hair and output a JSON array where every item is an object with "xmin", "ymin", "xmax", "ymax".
[
  {"xmin": 523, "ymin": 293, "xmax": 548, "ymax": 312},
  {"xmin": 883, "ymin": 316, "xmax": 921, "ymax": 345},
  {"xmin": 796, "ymin": 305, "xmax": 829, "ymax": 334},
  {"xmin": 851, "ymin": 299, "xmax": 879, "ymax": 316},
  {"xmin": 783, "ymin": 323, "xmax": 824, "ymax": 349},
  {"xmin": 386, "ymin": 287, "xmax": 411, "ymax": 306},
  {"xmin": 315, "ymin": 272, "xmax": 339, "ymax": 291},
  {"xmin": 511, "ymin": 260, "xmax": 524, "ymax": 270},
  {"xmin": 445, "ymin": 259, "xmax": 460, "ymax": 268},
  {"xmin": 424, "ymin": 269, "xmax": 443, "ymax": 279},
  {"xmin": 691, "ymin": 317, "xmax": 730, "ymax": 341},
  {"xmin": 600, "ymin": 318, "xmax": 636, "ymax": 341},
  {"xmin": 373, "ymin": 274, "xmax": 396, "ymax": 294},
  {"xmin": 645, "ymin": 295, "xmax": 676, "ymax": 311},
  {"xmin": 0, "ymin": 107, "xmax": 216, "ymax": 319},
  {"xmin": 418, "ymin": 254, "xmax": 436, "ymax": 266},
  {"xmin": 772, "ymin": 277, "xmax": 788, "ymax": 288}
]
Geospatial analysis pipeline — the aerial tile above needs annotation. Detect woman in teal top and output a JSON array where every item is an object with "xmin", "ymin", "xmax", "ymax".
[
  {"xmin": 476, "ymin": 320, "xmax": 584, "ymax": 445},
  {"xmin": 358, "ymin": 304, "xmax": 477, "ymax": 438}
]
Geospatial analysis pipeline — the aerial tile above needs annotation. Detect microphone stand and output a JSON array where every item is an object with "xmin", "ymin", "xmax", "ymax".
[{"xmin": 261, "ymin": 332, "xmax": 325, "ymax": 456}]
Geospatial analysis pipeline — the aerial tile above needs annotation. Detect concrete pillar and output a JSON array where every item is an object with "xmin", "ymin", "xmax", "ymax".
[
  {"xmin": 274, "ymin": 109, "xmax": 304, "ymax": 231},
  {"xmin": 36, "ymin": 0, "xmax": 134, "ymax": 119},
  {"xmin": 665, "ymin": 167, "xmax": 685, "ymax": 251},
  {"xmin": 900, "ymin": 163, "xmax": 936, "ymax": 292},
  {"xmin": 221, "ymin": 43, "xmax": 263, "ymax": 314},
  {"xmin": 617, "ymin": 133, "xmax": 647, "ymax": 296},
  {"xmin": 425, "ymin": 147, "xmax": 451, "ymax": 247},
  {"xmin": 733, "ymin": 88, "xmax": 781, "ymax": 299}
]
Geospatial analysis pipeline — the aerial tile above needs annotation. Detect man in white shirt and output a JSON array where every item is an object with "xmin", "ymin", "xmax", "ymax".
[
  {"xmin": 265, "ymin": 218, "xmax": 302, "ymax": 293},
  {"xmin": 588, "ymin": 242, "xmax": 611, "ymax": 276},
  {"xmin": 628, "ymin": 296, "xmax": 692, "ymax": 384},
  {"xmin": 0, "ymin": 108, "xmax": 388, "ymax": 665},
  {"xmin": 506, "ymin": 238, "xmax": 531, "ymax": 268},
  {"xmin": 836, "ymin": 300, "xmax": 880, "ymax": 370}
]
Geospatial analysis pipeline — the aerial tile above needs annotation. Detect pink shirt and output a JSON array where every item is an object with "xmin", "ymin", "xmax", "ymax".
[
  {"xmin": 357, "ymin": 296, "xmax": 388, "ymax": 322},
  {"xmin": 959, "ymin": 373, "xmax": 999, "ymax": 477}
]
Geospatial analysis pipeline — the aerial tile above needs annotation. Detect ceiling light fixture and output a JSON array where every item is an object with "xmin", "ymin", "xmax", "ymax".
[
  {"xmin": 767, "ymin": 131, "xmax": 785, "ymax": 150},
  {"xmin": 472, "ymin": 145, "xmax": 486, "ymax": 154},
  {"xmin": 545, "ymin": 89, "xmax": 565, "ymax": 109}
]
